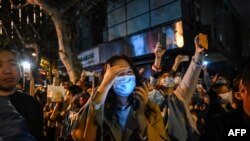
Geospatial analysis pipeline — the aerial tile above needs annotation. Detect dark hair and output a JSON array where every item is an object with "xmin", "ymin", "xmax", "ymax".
[
  {"xmin": 103, "ymin": 55, "xmax": 141, "ymax": 122},
  {"xmin": 67, "ymin": 85, "xmax": 82, "ymax": 97},
  {"xmin": 72, "ymin": 91, "xmax": 89, "ymax": 111},
  {"xmin": 0, "ymin": 44, "xmax": 21, "ymax": 64},
  {"xmin": 206, "ymin": 88, "xmax": 226, "ymax": 119},
  {"xmin": 242, "ymin": 63, "xmax": 250, "ymax": 93},
  {"xmin": 0, "ymin": 44, "xmax": 17, "ymax": 55}
]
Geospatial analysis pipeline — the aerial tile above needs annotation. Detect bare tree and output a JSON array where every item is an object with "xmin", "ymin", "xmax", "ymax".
[{"xmin": 9, "ymin": 0, "xmax": 101, "ymax": 83}]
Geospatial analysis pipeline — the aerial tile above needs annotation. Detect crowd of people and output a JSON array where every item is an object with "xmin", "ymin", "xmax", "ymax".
[{"xmin": 1, "ymin": 34, "xmax": 250, "ymax": 141}]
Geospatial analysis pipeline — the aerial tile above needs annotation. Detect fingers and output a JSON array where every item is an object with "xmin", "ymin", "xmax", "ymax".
[
  {"xmin": 194, "ymin": 35, "xmax": 206, "ymax": 53},
  {"xmin": 194, "ymin": 35, "xmax": 199, "ymax": 45},
  {"xmin": 198, "ymin": 47, "xmax": 205, "ymax": 52},
  {"xmin": 155, "ymin": 42, "xmax": 166, "ymax": 51},
  {"xmin": 106, "ymin": 64, "xmax": 129, "ymax": 75},
  {"xmin": 155, "ymin": 43, "xmax": 162, "ymax": 51},
  {"xmin": 116, "ymin": 66, "xmax": 129, "ymax": 76},
  {"xmin": 133, "ymin": 85, "xmax": 148, "ymax": 102},
  {"xmin": 106, "ymin": 64, "xmax": 110, "ymax": 70},
  {"xmin": 194, "ymin": 35, "xmax": 202, "ymax": 48},
  {"xmin": 156, "ymin": 42, "xmax": 161, "ymax": 47}
]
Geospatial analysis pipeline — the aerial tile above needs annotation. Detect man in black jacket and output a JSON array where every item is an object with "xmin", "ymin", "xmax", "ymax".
[
  {"xmin": 200, "ymin": 64, "xmax": 250, "ymax": 141},
  {"xmin": 0, "ymin": 96, "xmax": 35, "ymax": 141},
  {"xmin": 0, "ymin": 46, "xmax": 43, "ymax": 141}
]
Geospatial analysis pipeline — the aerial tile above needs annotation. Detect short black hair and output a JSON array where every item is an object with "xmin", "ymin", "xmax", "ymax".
[
  {"xmin": 0, "ymin": 44, "xmax": 20, "ymax": 62},
  {"xmin": 67, "ymin": 85, "xmax": 82, "ymax": 97},
  {"xmin": 0, "ymin": 44, "xmax": 16, "ymax": 53}
]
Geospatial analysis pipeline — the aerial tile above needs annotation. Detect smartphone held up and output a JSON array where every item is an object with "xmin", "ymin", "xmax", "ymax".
[
  {"xmin": 198, "ymin": 33, "xmax": 208, "ymax": 50},
  {"xmin": 158, "ymin": 31, "xmax": 167, "ymax": 49}
]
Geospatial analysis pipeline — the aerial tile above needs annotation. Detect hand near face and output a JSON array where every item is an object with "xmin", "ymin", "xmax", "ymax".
[{"xmin": 101, "ymin": 64, "xmax": 129, "ymax": 89}]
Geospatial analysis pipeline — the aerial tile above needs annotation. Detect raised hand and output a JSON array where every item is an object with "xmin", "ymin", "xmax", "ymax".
[
  {"xmin": 101, "ymin": 64, "xmax": 129, "ymax": 89},
  {"xmin": 175, "ymin": 55, "xmax": 189, "ymax": 64},
  {"xmin": 194, "ymin": 35, "xmax": 205, "ymax": 54},
  {"xmin": 154, "ymin": 42, "xmax": 167, "ymax": 59}
]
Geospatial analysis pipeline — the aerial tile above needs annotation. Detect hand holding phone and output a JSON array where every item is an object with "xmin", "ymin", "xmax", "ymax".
[
  {"xmin": 158, "ymin": 31, "xmax": 166, "ymax": 49},
  {"xmin": 132, "ymin": 98, "xmax": 139, "ymax": 110},
  {"xmin": 198, "ymin": 33, "xmax": 208, "ymax": 50},
  {"xmin": 132, "ymin": 80, "xmax": 144, "ymax": 110}
]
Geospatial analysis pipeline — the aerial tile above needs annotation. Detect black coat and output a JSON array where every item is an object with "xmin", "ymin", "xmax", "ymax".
[
  {"xmin": 200, "ymin": 106, "xmax": 250, "ymax": 141},
  {"xmin": 9, "ymin": 91, "xmax": 44, "ymax": 141},
  {"xmin": 0, "ymin": 96, "xmax": 35, "ymax": 141}
]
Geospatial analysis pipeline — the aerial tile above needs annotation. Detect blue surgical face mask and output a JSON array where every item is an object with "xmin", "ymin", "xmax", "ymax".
[
  {"xmin": 112, "ymin": 75, "xmax": 136, "ymax": 97},
  {"xmin": 161, "ymin": 76, "xmax": 175, "ymax": 88}
]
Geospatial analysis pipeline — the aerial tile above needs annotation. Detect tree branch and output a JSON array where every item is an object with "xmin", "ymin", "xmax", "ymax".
[
  {"xmin": 9, "ymin": 0, "xmax": 56, "ymax": 17},
  {"xmin": 34, "ymin": 0, "xmax": 57, "ymax": 17},
  {"xmin": 13, "ymin": 23, "xmax": 25, "ymax": 46},
  {"xmin": 1, "ymin": 24, "xmax": 10, "ymax": 41},
  {"xmin": 8, "ymin": 0, "xmax": 29, "ymax": 9},
  {"xmin": 29, "ymin": 23, "xmax": 41, "ymax": 40},
  {"xmin": 60, "ymin": 0, "xmax": 82, "ymax": 13}
]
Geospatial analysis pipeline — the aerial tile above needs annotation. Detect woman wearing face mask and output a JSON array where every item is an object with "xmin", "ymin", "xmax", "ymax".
[
  {"xmin": 205, "ymin": 77, "xmax": 234, "ymax": 119},
  {"xmin": 149, "ymin": 34, "xmax": 206, "ymax": 141},
  {"xmin": 71, "ymin": 55, "xmax": 169, "ymax": 141}
]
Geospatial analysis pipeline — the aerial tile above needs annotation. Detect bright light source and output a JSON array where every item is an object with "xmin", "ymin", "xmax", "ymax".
[
  {"xmin": 203, "ymin": 61, "xmax": 208, "ymax": 66},
  {"xmin": 176, "ymin": 33, "xmax": 184, "ymax": 48},
  {"xmin": 22, "ymin": 61, "xmax": 31, "ymax": 70},
  {"xmin": 32, "ymin": 52, "xmax": 36, "ymax": 56}
]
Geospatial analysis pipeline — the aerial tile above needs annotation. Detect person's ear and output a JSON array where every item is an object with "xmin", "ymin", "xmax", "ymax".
[
  {"xmin": 234, "ymin": 92, "xmax": 243, "ymax": 100},
  {"xmin": 239, "ymin": 83, "xmax": 248, "ymax": 100}
]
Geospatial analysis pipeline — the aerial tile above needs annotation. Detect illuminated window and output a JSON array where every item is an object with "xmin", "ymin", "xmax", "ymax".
[
  {"xmin": 175, "ymin": 21, "xmax": 184, "ymax": 48},
  {"xmin": 27, "ymin": 16, "xmax": 29, "ymax": 24},
  {"xmin": 11, "ymin": 31, "xmax": 14, "ymax": 38},
  {"xmin": 11, "ymin": 21, "xmax": 13, "ymax": 29},
  {"xmin": 130, "ymin": 34, "xmax": 145, "ymax": 56},
  {"xmin": 40, "ymin": 7, "xmax": 43, "ymax": 17},
  {"xmin": 19, "ymin": 6, "xmax": 22, "ymax": 22},
  {"xmin": 33, "ymin": 13, "xmax": 36, "ymax": 23},
  {"xmin": 33, "ymin": 6, "xmax": 36, "ymax": 23},
  {"xmin": 0, "ymin": 20, "xmax": 2, "ymax": 34}
]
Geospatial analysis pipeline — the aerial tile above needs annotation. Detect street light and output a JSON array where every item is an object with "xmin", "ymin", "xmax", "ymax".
[
  {"xmin": 32, "ymin": 52, "xmax": 37, "ymax": 56},
  {"xmin": 22, "ymin": 61, "xmax": 31, "ymax": 71},
  {"xmin": 21, "ymin": 61, "xmax": 31, "ymax": 92},
  {"xmin": 203, "ymin": 61, "xmax": 208, "ymax": 66}
]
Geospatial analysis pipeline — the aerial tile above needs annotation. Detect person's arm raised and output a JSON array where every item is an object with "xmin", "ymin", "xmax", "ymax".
[
  {"xmin": 175, "ymin": 35, "xmax": 206, "ymax": 102},
  {"xmin": 93, "ymin": 64, "xmax": 129, "ymax": 104},
  {"xmin": 152, "ymin": 42, "xmax": 166, "ymax": 71}
]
